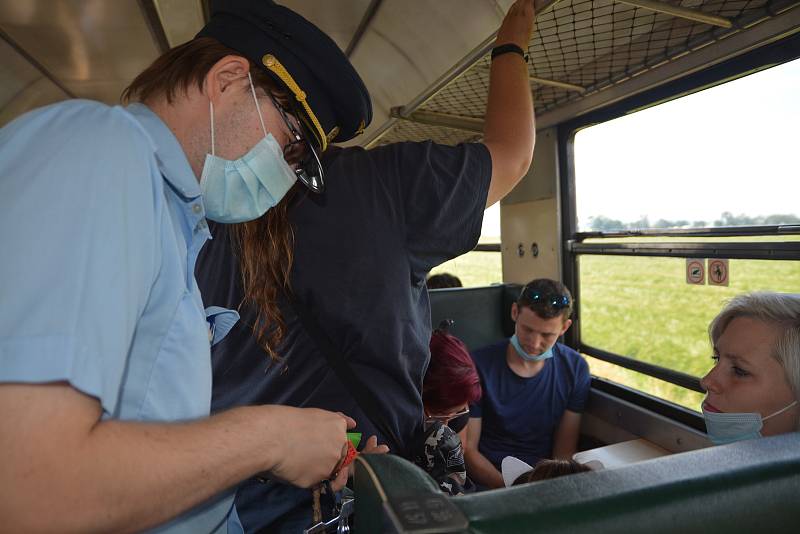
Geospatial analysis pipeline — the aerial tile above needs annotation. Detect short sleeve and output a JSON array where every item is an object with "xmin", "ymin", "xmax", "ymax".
[
  {"xmin": 364, "ymin": 141, "xmax": 492, "ymax": 278},
  {"xmin": 469, "ymin": 400, "xmax": 483, "ymax": 419},
  {"xmin": 0, "ymin": 101, "xmax": 159, "ymax": 414},
  {"xmin": 469, "ymin": 351, "xmax": 487, "ymax": 419},
  {"xmin": 567, "ymin": 356, "xmax": 591, "ymax": 413}
]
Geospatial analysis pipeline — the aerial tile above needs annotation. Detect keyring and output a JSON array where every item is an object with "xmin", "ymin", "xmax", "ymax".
[{"xmin": 330, "ymin": 440, "xmax": 358, "ymax": 479}]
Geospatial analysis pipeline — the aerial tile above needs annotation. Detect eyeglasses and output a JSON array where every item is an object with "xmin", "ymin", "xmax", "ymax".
[
  {"xmin": 425, "ymin": 407, "xmax": 470, "ymax": 424},
  {"xmin": 269, "ymin": 95, "xmax": 325, "ymax": 194},
  {"xmin": 425, "ymin": 407, "xmax": 471, "ymax": 434},
  {"xmin": 525, "ymin": 290, "xmax": 571, "ymax": 309}
]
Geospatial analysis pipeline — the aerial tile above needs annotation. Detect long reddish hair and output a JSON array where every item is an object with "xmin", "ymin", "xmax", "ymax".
[
  {"xmin": 424, "ymin": 330, "xmax": 482, "ymax": 413},
  {"xmin": 123, "ymin": 38, "xmax": 302, "ymax": 360},
  {"xmin": 230, "ymin": 193, "xmax": 298, "ymax": 360}
]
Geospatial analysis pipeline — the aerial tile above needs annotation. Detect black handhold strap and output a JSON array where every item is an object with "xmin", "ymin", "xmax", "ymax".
[{"xmin": 289, "ymin": 293, "xmax": 405, "ymax": 456}]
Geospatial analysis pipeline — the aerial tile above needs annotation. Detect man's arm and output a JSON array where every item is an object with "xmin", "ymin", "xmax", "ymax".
[
  {"xmin": 462, "ymin": 417, "xmax": 504, "ymax": 489},
  {"xmin": 482, "ymin": 0, "xmax": 537, "ymax": 207},
  {"xmin": 0, "ymin": 383, "xmax": 351, "ymax": 533},
  {"xmin": 552, "ymin": 409, "xmax": 582, "ymax": 460}
]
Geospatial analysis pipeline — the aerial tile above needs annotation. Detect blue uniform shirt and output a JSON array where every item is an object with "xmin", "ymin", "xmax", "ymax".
[
  {"xmin": 470, "ymin": 340, "xmax": 591, "ymax": 469},
  {"xmin": 0, "ymin": 100, "xmax": 239, "ymax": 533}
]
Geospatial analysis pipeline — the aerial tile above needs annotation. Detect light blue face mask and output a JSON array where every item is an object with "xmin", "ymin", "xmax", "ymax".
[
  {"xmin": 510, "ymin": 334, "xmax": 554, "ymax": 362},
  {"xmin": 200, "ymin": 73, "xmax": 297, "ymax": 223},
  {"xmin": 702, "ymin": 400, "xmax": 798, "ymax": 445}
]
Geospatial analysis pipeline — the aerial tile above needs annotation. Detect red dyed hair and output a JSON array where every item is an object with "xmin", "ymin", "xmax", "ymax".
[{"xmin": 424, "ymin": 330, "xmax": 482, "ymax": 414}]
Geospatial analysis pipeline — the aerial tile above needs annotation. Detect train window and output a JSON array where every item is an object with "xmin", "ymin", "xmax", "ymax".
[
  {"xmin": 570, "ymin": 58, "xmax": 800, "ymax": 410},
  {"xmin": 580, "ymin": 255, "xmax": 800, "ymax": 409},
  {"xmin": 429, "ymin": 203, "xmax": 502, "ymax": 287},
  {"xmin": 574, "ymin": 58, "xmax": 800, "ymax": 233}
]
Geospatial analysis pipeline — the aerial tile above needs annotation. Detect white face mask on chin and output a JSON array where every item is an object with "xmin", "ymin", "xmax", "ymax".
[
  {"xmin": 702, "ymin": 400, "xmax": 798, "ymax": 445},
  {"xmin": 510, "ymin": 334, "xmax": 553, "ymax": 362}
]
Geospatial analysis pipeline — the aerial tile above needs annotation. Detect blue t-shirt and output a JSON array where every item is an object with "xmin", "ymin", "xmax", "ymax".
[
  {"xmin": 196, "ymin": 141, "xmax": 492, "ymax": 531},
  {"xmin": 0, "ymin": 100, "xmax": 239, "ymax": 533},
  {"xmin": 470, "ymin": 340, "xmax": 591, "ymax": 469}
]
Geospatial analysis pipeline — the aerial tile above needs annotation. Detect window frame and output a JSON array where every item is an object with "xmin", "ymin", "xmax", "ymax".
[{"xmin": 558, "ymin": 34, "xmax": 800, "ymax": 406}]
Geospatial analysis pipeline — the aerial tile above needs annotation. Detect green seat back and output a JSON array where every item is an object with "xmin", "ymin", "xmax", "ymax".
[
  {"xmin": 428, "ymin": 284, "xmax": 520, "ymax": 350},
  {"xmin": 354, "ymin": 432, "xmax": 800, "ymax": 533}
]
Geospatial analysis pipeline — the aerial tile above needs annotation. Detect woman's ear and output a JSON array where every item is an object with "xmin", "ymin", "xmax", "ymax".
[{"xmin": 204, "ymin": 55, "xmax": 251, "ymax": 103}]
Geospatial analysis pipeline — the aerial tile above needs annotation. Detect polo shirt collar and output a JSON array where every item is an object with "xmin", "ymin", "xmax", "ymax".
[{"xmin": 125, "ymin": 103, "xmax": 201, "ymax": 199}]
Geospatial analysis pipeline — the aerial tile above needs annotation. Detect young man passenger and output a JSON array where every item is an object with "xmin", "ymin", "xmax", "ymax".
[
  {"xmin": 0, "ymin": 1, "xmax": 373, "ymax": 531},
  {"xmin": 464, "ymin": 279, "xmax": 591, "ymax": 489}
]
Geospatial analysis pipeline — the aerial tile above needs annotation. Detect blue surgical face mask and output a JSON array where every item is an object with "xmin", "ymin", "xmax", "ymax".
[
  {"xmin": 510, "ymin": 334, "xmax": 553, "ymax": 362},
  {"xmin": 200, "ymin": 73, "xmax": 297, "ymax": 223},
  {"xmin": 702, "ymin": 400, "xmax": 798, "ymax": 445}
]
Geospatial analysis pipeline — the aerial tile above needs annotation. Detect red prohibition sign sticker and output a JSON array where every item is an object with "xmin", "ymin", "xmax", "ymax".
[
  {"xmin": 708, "ymin": 259, "xmax": 730, "ymax": 286},
  {"xmin": 686, "ymin": 259, "xmax": 705, "ymax": 285}
]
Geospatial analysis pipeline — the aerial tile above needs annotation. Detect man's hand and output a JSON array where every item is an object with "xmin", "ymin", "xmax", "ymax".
[
  {"xmin": 265, "ymin": 407, "xmax": 356, "ymax": 488},
  {"xmin": 332, "ymin": 434, "xmax": 390, "ymax": 490},
  {"xmin": 496, "ymin": 0, "xmax": 536, "ymax": 49},
  {"xmin": 360, "ymin": 434, "xmax": 390, "ymax": 455}
]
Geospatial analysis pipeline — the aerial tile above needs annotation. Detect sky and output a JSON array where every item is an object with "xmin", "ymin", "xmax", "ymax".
[
  {"xmin": 479, "ymin": 57, "xmax": 800, "ymax": 238},
  {"xmin": 572, "ymin": 57, "xmax": 800, "ymax": 230}
]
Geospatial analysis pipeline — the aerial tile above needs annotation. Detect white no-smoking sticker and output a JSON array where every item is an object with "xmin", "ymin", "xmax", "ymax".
[
  {"xmin": 708, "ymin": 259, "xmax": 730, "ymax": 286},
  {"xmin": 686, "ymin": 259, "xmax": 705, "ymax": 285}
]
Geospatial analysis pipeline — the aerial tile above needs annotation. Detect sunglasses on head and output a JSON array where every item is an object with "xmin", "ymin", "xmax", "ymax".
[
  {"xmin": 269, "ymin": 96, "xmax": 325, "ymax": 193},
  {"xmin": 525, "ymin": 290, "xmax": 570, "ymax": 309}
]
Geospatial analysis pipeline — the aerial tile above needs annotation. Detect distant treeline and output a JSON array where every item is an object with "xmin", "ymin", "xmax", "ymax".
[{"xmin": 587, "ymin": 212, "xmax": 800, "ymax": 231}]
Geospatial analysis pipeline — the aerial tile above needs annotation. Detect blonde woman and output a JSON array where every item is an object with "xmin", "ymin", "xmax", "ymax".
[{"xmin": 701, "ymin": 292, "xmax": 800, "ymax": 444}]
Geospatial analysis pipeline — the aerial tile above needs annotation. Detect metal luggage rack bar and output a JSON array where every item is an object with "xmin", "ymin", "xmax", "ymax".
[{"xmin": 366, "ymin": 0, "xmax": 800, "ymax": 148}]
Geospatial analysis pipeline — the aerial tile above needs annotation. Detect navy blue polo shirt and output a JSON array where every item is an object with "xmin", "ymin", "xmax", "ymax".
[{"xmin": 196, "ymin": 140, "xmax": 491, "ymax": 531}]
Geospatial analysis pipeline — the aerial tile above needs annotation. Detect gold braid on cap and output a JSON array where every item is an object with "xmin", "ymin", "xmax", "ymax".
[{"xmin": 262, "ymin": 54, "xmax": 328, "ymax": 151}]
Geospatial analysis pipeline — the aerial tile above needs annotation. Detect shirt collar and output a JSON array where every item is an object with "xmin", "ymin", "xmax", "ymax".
[{"xmin": 124, "ymin": 103, "xmax": 201, "ymax": 199}]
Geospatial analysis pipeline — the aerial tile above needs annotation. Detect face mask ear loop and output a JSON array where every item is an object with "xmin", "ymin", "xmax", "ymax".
[
  {"xmin": 209, "ymin": 100, "xmax": 216, "ymax": 156},
  {"xmin": 248, "ymin": 72, "xmax": 269, "ymax": 139},
  {"xmin": 763, "ymin": 400, "xmax": 799, "ymax": 421}
]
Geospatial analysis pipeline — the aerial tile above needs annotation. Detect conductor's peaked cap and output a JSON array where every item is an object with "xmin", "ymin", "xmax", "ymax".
[{"xmin": 197, "ymin": 0, "xmax": 372, "ymax": 151}]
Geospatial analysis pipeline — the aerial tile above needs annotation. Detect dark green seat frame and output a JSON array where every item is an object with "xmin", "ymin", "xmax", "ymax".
[
  {"xmin": 354, "ymin": 432, "xmax": 800, "ymax": 533},
  {"xmin": 428, "ymin": 284, "xmax": 520, "ymax": 351}
]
